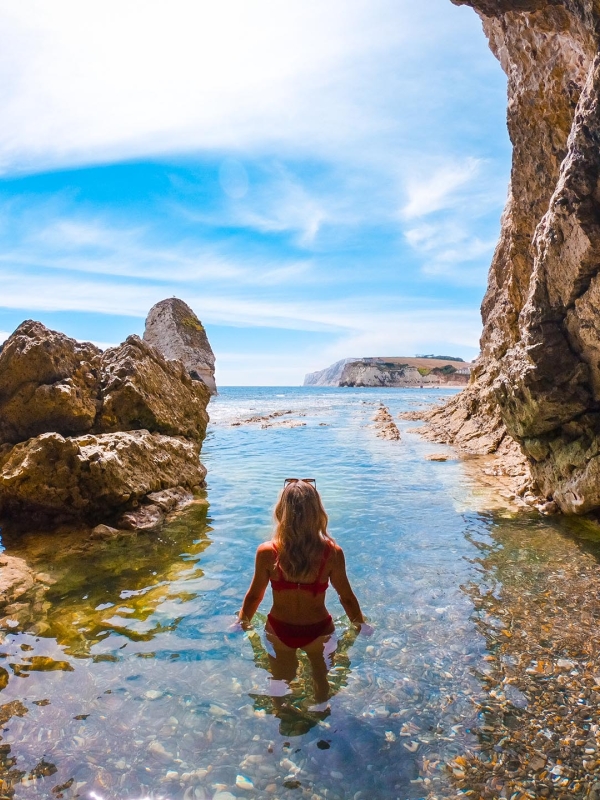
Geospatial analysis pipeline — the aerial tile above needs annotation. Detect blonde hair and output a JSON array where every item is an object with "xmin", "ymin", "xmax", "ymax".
[{"xmin": 273, "ymin": 481, "xmax": 335, "ymax": 580}]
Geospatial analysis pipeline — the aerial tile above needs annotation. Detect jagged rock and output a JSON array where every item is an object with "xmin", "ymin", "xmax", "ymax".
[
  {"xmin": 373, "ymin": 405, "xmax": 402, "ymax": 441},
  {"xmin": 143, "ymin": 298, "xmax": 216, "ymax": 394},
  {"xmin": 427, "ymin": 0, "xmax": 600, "ymax": 513},
  {"xmin": 0, "ymin": 310, "xmax": 213, "ymax": 529},
  {"xmin": 97, "ymin": 335, "xmax": 209, "ymax": 442},
  {"xmin": 0, "ymin": 321, "xmax": 101, "ymax": 445},
  {"xmin": 0, "ymin": 430, "xmax": 206, "ymax": 525}
]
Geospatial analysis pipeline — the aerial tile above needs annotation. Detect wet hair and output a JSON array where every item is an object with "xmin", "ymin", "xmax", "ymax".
[{"xmin": 273, "ymin": 480, "xmax": 335, "ymax": 580}]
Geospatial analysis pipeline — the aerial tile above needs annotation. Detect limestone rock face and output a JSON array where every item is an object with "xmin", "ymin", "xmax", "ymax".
[
  {"xmin": 0, "ymin": 321, "xmax": 101, "ymax": 445},
  {"xmin": 0, "ymin": 430, "xmax": 205, "ymax": 524},
  {"xmin": 97, "ymin": 335, "xmax": 210, "ymax": 442},
  {"xmin": 432, "ymin": 0, "xmax": 600, "ymax": 512},
  {"xmin": 304, "ymin": 359, "xmax": 358, "ymax": 386},
  {"xmin": 143, "ymin": 298, "xmax": 216, "ymax": 394}
]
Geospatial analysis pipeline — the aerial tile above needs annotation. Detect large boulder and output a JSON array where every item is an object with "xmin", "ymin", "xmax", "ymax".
[
  {"xmin": 0, "ymin": 430, "xmax": 206, "ymax": 524},
  {"xmin": 97, "ymin": 335, "xmax": 210, "ymax": 442},
  {"xmin": 0, "ymin": 309, "xmax": 213, "ymax": 529},
  {"xmin": 0, "ymin": 321, "xmax": 101, "ymax": 445},
  {"xmin": 143, "ymin": 298, "xmax": 216, "ymax": 394}
]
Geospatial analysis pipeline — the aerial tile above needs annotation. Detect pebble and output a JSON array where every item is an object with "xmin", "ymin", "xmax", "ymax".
[
  {"xmin": 208, "ymin": 704, "xmax": 229, "ymax": 717},
  {"xmin": 146, "ymin": 740, "xmax": 174, "ymax": 761},
  {"xmin": 212, "ymin": 793, "xmax": 237, "ymax": 800},
  {"xmin": 145, "ymin": 690, "xmax": 164, "ymax": 700},
  {"xmin": 235, "ymin": 775, "xmax": 254, "ymax": 790}
]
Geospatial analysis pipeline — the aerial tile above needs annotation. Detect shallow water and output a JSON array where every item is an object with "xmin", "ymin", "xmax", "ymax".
[{"xmin": 2, "ymin": 387, "xmax": 600, "ymax": 799}]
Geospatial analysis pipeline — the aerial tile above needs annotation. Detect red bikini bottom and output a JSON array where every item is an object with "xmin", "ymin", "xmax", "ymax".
[{"xmin": 267, "ymin": 614, "xmax": 333, "ymax": 649}]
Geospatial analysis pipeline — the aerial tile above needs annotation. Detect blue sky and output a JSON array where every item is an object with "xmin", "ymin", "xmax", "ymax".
[{"xmin": 0, "ymin": 0, "xmax": 510, "ymax": 385}]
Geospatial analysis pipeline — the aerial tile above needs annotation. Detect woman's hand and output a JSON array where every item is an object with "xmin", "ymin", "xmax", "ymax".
[
  {"xmin": 351, "ymin": 619, "xmax": 374, "ymax": 637},
  {"xmin": 228, "ymin": 614, "xmax": 253, "ymax": 632}
]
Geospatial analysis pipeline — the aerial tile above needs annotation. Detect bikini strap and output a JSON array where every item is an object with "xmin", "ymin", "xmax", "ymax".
[{"xmin": 272, "ymin": 543, "xmax": 284, "ymax": 580}]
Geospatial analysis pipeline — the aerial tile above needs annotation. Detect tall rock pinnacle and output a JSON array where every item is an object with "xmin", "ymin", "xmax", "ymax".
[{"xmin": 143, "ymin": 298, "xmax": 217, "ymax": 395}]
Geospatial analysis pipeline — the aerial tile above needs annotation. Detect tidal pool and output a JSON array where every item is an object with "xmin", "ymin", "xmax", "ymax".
[{"xmin": 1, "ymin": 387, "xmax": 600, "ymax": 799}]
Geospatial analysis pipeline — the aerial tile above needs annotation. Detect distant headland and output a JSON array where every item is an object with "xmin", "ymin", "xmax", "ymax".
[{"xmin": 304, "ymin": 356, "xmax": 473, "ymax": 388}]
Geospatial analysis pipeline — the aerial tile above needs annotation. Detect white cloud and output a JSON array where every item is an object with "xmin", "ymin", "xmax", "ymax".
[
  {"xmin": 0, "ymin": 202, "xmax": 321, "ymax": 287},
  {"xmin": 404, "ymin": 218, "xmax": 497, "ymax": 283},
  {"xmin": 0, "ymin": 330, "xmax": 9, "ymax": 344},
  {"xmin": 0, "ymin": 0, "xmax": 425, "ymax": 176},
  {"xmin": 401, "ymin": 158, "xmax": 481, "ymax": 220}
]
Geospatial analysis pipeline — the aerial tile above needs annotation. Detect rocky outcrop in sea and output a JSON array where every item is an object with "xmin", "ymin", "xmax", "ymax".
[
  {"xmin": 144, "ymin": 297, "xmax": 216, "ymax": 394},
  {"xmin": 304, "ymin": 358, "xmax": 357, "ymax": 386},
  {"xmin": 305, "ymin": 357, "xmax": 471, "ymax": 388},
  {"xmin": 0, "ymin": 310, "xmax": 212, "ymax": 529},
  {"xmin": 426, "ymin": 0, "xmax": 600, "ymax": 514}
]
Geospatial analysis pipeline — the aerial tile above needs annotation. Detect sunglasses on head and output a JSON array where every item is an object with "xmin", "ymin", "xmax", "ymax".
[{"xmin": 284, "ymin": 478, "xmax": 317, "ymax": 487}]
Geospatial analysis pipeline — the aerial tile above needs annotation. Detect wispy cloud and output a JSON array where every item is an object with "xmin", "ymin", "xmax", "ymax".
[
  {"xmin": 401, "ymin": 158, "xmax": 482, "ymax": 220},
  {"xmin": 0, "ymin": 200, "xmax": 322, "ymax": 288},
  {"xmin": 399, "ymin": 157, "xmax": 506, "ymax": 284}
]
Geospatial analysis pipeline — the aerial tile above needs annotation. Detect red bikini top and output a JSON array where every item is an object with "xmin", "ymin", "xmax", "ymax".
[{"xmin": 270, "ymin": 542, "xmax": 331, "ymax": 596}]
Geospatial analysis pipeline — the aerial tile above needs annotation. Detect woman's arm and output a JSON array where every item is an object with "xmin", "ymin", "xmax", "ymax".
[
  {"xmin": 329, "ymin": 545, "xmax": 365, "ymax": 626},
  {"xmin": 238, "ymin": 544, "xmax": 271, "ymax": 626}
]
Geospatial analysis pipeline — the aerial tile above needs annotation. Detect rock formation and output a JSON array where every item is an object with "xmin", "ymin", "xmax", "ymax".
[
  {"xmin": 0, "ymin": 431, "xmax": 205, "ymax": 525},
  {"xmin": 0, "ymin": 318, "xmax": 211, "ymax": 528},
  {"xmin": 0, "ymin": 321, "xmax": 101, "ymax": 445},
  {"xmin": 143, "ymin": 298, "xmax": 216, "ymax": 394},
  {"xmin": 98, "ymin": 336, "xmax": 209, "ymax": 441},
  {"xmin": 428, "ymin": 0, "xmax": 600, "ymax": 513},
  {"xmin": 373, "ymin": 405, "xmax": 402, "ymax": 440}
]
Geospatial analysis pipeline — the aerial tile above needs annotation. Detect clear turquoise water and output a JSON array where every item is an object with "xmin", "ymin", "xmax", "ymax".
[{"xmin": 1, "ymin": 387, "xmax": 600, "ymax": 799}]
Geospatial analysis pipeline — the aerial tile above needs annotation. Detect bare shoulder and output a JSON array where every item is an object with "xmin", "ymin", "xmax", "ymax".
[
  {"xmin": 256, "ymin": 541, "xmax": 276, "ymax": 562},
  {"xmin": 329, "ymin": 542, "xmax": 346, "ymax": 565}
]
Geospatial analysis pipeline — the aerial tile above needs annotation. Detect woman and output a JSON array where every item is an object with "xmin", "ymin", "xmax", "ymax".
[{"xmin": 238, "ymin": 478, "xmax": 368, "ymax": 705}]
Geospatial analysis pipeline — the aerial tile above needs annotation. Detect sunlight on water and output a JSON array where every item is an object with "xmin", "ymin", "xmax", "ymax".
[{"xmin": 1, "ymin": 387, "xmax": 600, "ymax": 799}]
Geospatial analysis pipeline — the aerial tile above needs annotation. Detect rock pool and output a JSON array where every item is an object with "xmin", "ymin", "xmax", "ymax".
[{"xmin": 1, "ymin": 387, "xmax": 600, "ymax": 799}]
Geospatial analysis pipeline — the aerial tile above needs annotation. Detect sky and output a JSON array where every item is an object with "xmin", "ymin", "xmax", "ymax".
[{"xmin": 0, "ymin": 0, "xmax": 511, "ymax": 385}]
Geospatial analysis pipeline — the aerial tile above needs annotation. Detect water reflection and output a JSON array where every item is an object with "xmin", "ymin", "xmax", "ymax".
[
  {"xmin": 0, "ymin": 497, "xmax": 213, "ymax": 798},
  {"xmin": 0, "ymin": 498, "xmax": 212, "ymax": 655}
]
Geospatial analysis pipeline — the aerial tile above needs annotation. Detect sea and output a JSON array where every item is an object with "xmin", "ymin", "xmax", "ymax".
[{"xmin": 1, "ymin": 386, "xmax": 599, "ymax": 799}]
